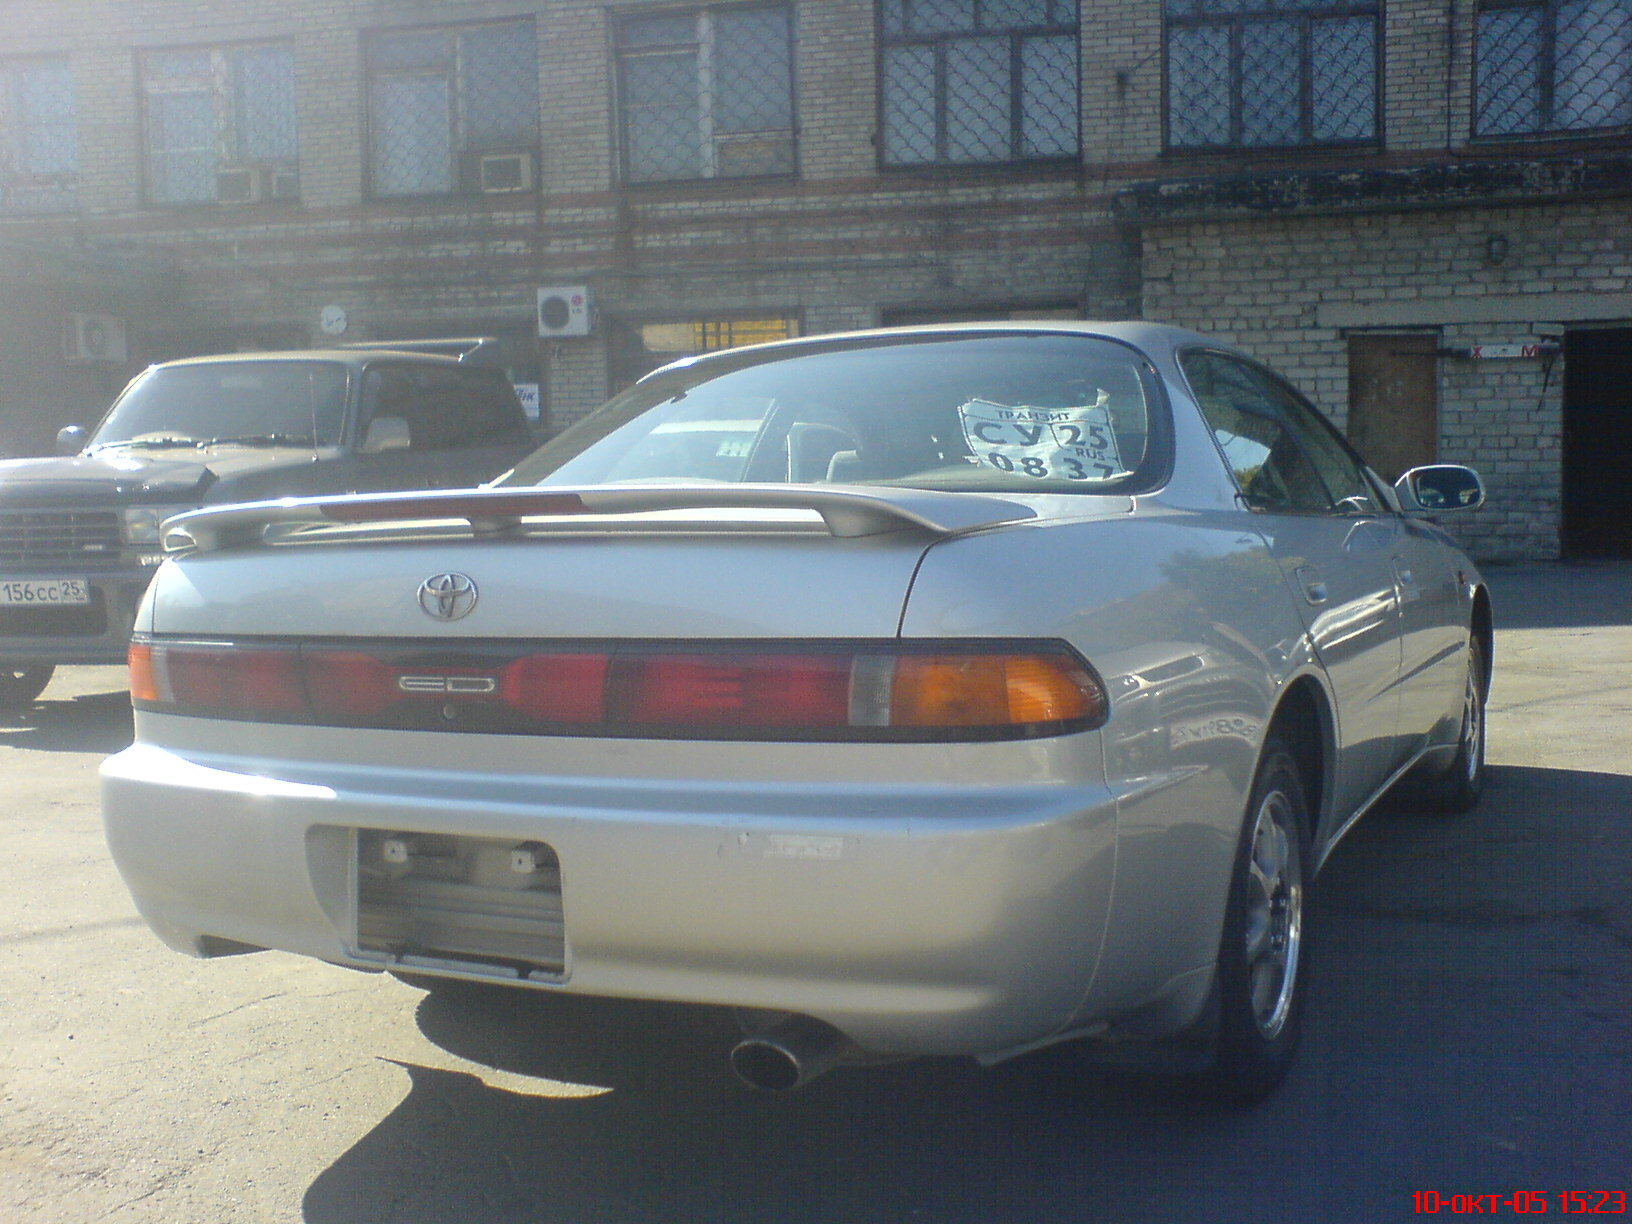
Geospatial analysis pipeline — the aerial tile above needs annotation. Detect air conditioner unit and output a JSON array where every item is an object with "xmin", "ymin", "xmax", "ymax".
[
  {"xmin": 63, "ymin": 313, "xmax": 128, "ymax": 364},
  {"xmin": 216, "ymin": 166, "xmax": 263, "ymax": 204},
  {"xmin": 537, "ymin": 286, "xmax": 591, "ymax": 337},
  {"xmin": 478, "ymin": 152, "xmax": 535, "ymax": 194},
  {"xmin": 267, "ymin": 168, "xmax": 300, "ymax": 201}
]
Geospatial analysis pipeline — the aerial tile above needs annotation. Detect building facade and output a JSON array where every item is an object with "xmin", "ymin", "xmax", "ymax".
[{"xmin": 0, "ymin": 0, "xmax": 1627, "ymax": 560}]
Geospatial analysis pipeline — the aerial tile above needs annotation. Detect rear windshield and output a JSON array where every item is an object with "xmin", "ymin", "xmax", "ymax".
[
  {"xmin": 503, "ymin": 333, "xmax": 1169, "ymax": 494},
  {"xmin": 92, "ymin": 361, "xmax": 350, "ymax": 449}
]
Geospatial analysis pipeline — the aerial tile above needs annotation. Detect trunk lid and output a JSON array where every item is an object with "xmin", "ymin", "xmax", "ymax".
[{"xmin": 145, "ymin": 485, "xmax": 1040, "ymax": 640}]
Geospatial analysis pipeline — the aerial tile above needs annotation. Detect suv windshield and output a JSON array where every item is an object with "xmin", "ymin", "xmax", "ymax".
[
  {"xmin": 504, "ymin": 333, "xmax": 1168, "ymax": 494},
  {"xmin": 90, "ymin": 361, "xmax": 350, "ymax": 450}
]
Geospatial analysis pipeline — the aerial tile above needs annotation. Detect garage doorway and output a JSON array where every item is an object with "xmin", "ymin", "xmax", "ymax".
[
  {"xmin": 1346, "ymin": 333, "xmax": 1440, "ymax": 481},
  {"xmin": 1563, "ymin": 327, "xmax": 1632, "ymax": 558}
]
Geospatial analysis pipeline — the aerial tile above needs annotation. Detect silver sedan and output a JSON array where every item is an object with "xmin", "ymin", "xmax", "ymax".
[{"xmin": 101, "ymin": 322, "xmax": 1489, "ymax": 1100}]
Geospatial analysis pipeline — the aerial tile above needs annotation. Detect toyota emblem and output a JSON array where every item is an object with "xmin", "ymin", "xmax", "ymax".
[{"xmin": 417, "ymin": 572, "xmax": 479, "ymax": 621}]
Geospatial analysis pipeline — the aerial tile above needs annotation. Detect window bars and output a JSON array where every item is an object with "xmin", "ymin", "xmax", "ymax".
[
  {"xmin": 367, "ymin": 21, "xmax": 540, "ymax": 199},
  {"xmin": 1475, "ymin": 0, "xmax": 1632, "ymax": 137},
  {"xmin": 616, "ymin": 5, "xmax": 796, "ymax": 184},
  {"xmin": 0, "ymin": 58, "xmax": 77, "ymax": 214},
  {"xmin": 1164, "ymin": 0, "xmax": 1379, "ymax": 150},
  {"xmin": 879, "ymin": 0, "xmax": 1080, "ymax": 167},
  {"xmin": 142, "ymin": 45, "xmax": 298, "ymax": 206}
]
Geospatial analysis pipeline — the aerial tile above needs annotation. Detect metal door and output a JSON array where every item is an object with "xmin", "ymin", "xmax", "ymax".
[{"xmin": 1346, "ymin": 333, "xmax": 1439, "ymax": 481}]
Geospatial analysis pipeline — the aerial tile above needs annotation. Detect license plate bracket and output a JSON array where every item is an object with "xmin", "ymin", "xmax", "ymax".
[{"xmin": 353, "ymin": 829, "xmax": 567, "ymax": 980}]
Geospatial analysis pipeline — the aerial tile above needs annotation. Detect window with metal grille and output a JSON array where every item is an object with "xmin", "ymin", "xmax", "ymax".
[
  {"xmin": 367, "ymin": 21, "xmax": 540, "ymax": 199},
  {"xmin": 878, "ymin": 0, "xmax": 1080, "ymax": 167},
  {"xmin": 610, "ymin": 315, "xmax": 801, "ymax": 389},
  {"xmin": 615, "ymin": 6, "xmax": 795, "ymax": 184},
  {"xmin": 142, "ymin": 45, "xmax": 298, "ymax": 206},
  {"xmin": 1475, "ymin": 0, "xmax": 1631, "ymax": 136},
  {"xmin": 1164, "ymin": 0, "xmax": 1378, "ymax": 150},
  {"xmin": 0, "ymin": 58, "xmax": 77, "ymax": 214}
]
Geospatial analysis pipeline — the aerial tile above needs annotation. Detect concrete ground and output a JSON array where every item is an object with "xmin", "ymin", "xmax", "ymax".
[{"xmin": 0, "ymin": 561, "xmax": 1627, "ymax": 1223}]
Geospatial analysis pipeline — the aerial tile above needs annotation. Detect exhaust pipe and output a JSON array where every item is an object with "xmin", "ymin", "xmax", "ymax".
[{"xmin": 730, "ymin": 1015, "xmax": 850, "ymax": 1091}]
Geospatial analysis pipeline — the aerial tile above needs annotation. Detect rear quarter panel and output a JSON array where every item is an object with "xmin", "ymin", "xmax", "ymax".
[{"xmin": 902, "ymin": 507, "xmax": 1316, "ymax": 1023}]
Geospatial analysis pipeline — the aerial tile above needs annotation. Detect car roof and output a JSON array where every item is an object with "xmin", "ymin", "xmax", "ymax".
[
  {"xmin": 640, "ymin": 320, "xmax": 1232, "ymax": 382},
  {"xmin": 149, "ymin": 348, "xmax": 485, "ymax": 373}
]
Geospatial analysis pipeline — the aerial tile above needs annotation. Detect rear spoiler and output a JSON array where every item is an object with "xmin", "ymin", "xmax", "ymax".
[{"xmin": 162, "ymin": 484, "xmax": 1041, "ymax": 554}]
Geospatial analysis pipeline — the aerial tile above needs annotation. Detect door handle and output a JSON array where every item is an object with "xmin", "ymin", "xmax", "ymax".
[
  {"xmin": 1393, "ymin": 557, "xmax": 1419, "ymax": 604},
  {"xmin": 1294, "ymin": 565, "xmax": 1328, "ymax": 606}
]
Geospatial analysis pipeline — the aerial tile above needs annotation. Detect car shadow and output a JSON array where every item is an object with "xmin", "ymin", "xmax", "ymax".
[
  {"xmin": 301, "ymin": 993, "xmax": 1246, "ymax": 1224},
  {"xmin": 0, "ymin": 687, "xmax": 133, "ymax": 753},
  {"xmin": 300, "ymin": 762, "xmax": 1632, "ymax": 1223}
]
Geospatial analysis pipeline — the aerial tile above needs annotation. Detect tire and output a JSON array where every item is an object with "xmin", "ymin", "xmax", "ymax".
[
  {"xmin": 1207, "ymin": 739, "xmax": 1310, "ymax": 1103},
  {"xmin": 1420, "ymin": 633, "xmax": 1487, "ymax": 815},
  {"xmin": 0, "ymin": 664, "xmax": 54, "ymax": 710}
]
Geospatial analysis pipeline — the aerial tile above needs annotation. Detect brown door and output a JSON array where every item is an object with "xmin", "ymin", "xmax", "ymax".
[{"xmin": 1346, "ymin": 333, "xmax": 1439, "ymax": 480}]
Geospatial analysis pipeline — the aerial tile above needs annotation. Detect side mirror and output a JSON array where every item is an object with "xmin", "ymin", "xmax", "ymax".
[
  {"xmin": 57, "ymin": 425, "xmax": 89, "ymax": 455},
  {"xmin": 361, "ymin": 416, "xmax": 411, "ymax": 454},
  {"xmin": 1395, "ymin": 464, "xmax": 1485, "ymax": 512}
]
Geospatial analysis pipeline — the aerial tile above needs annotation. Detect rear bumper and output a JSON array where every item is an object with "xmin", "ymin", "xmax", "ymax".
[{"xmin": 101, "ymin": 719, "xmax": 1120, "ymax": 1057}]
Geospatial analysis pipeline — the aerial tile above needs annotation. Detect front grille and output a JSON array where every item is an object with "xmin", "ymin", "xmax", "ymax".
[
  {"xmin": 0, "ymin": 509, "xmax": 123, "ymax": 565},
  {"xmin": 355, "ymin": 830, "xmax": 566, "ymax": 980},
  {"xmin": 0, "ymin": 590, "xmax": 109, "ymax": 637}
]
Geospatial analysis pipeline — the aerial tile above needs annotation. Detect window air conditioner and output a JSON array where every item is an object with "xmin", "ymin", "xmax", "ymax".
[
  {"xmin": 216, "ymin": 166, "xmax": 263, "ymax": 204},
  {"xmin": 63, "ymin": 313, "xmax": 128, "ymax": 364},
  {"xmin": 537, "ymin": 286, "xmax": 591, "ymax": 337},
  {"xmin": 478, "ymin": 152, "xmax": 535, "ymax": 194},
  {"xmin": 268, "ymin": 168, "xmax": 300, "ymax": 201}
]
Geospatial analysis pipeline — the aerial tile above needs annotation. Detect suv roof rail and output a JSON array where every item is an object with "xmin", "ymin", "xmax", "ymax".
[{"xmin": 333, "ymin": 337, "xmax": 505, "ymax": 367}]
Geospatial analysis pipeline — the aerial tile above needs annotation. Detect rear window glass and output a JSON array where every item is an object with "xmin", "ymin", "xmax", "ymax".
[{"xmin": 504, "ymin": 333, "xmax": 1168, "ymax": 494}]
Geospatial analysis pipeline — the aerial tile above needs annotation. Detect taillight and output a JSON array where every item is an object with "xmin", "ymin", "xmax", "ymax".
[
  {"xmin": 888, "ymin": 652, "xmax": 1100, "ymax": 728},
  {"xmin": 129, "ymin": 639, "xmax": 305, "ymax": 716},
  {"xmin": 129, "ymin": 637, "xmax": 1107, "ymax": 741},
  {"xmin": 500, "ymin": 653, "xmax": 608, "ymax": 723},
  {"xmin": 614, "ymin": 653, "xmax": 852, "ymax": 729}
]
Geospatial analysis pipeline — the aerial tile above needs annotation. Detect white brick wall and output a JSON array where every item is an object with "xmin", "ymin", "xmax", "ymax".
[
  {"xmin": 1142, "ymin": 202, "xmax": 1632, "ymax": 561},
  {"xmin": 0, "ymin": 0, "xmax": 1625, "ymax": 558}
]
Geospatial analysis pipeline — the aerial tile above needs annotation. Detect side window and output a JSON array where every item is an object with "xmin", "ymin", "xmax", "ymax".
[
  {"xmin": 362, "ymin": 366, "xmax": 528, "ymax": 452},
  {"xmin": 1259, "ymin": 369, "xmax": 1383, "ymax": 513},
  {"xmin": 1183, "ymin": 352, "xmax": 1380, "ymax": 514}
]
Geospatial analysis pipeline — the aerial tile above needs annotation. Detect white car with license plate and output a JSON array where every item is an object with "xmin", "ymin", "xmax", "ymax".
[{"xmin": 101, "ymin": 323, "xmax": 1490, "ymax": 1099}]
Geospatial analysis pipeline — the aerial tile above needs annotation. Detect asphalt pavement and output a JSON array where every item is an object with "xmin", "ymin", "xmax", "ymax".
[{"xmin": 0, "ymin": 561, "xmax": 1628, "ymax": 1223}]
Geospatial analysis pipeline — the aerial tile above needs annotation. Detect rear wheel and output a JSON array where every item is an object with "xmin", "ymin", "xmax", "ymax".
[
  {"xmin": 1208, "ymin": 740, "xmax": 1310, "ymax": 1102},
  {"xmin": 0, "ymin": 664, "xmax": 53, "ymax": 710}
]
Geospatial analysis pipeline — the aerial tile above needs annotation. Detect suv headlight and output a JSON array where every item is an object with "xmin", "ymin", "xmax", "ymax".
[{"xmin": 122, "ymin": 506, "xmax": 190, "ymax": 547}]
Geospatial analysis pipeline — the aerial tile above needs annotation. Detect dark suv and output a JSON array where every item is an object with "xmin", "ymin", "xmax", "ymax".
[{"xmin": 0, "ymin": 343, "xmax": 535, "ymax": 707}]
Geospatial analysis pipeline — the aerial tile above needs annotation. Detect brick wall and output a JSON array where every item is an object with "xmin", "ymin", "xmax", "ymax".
[
  {"xmin": 0, "ymin": 0, "xmax": 1129, "ymax": 435},
  {"xmin": 1141, "ymin": 201, "xmax": 1632, "ymax": 561},
  {"xmin": 0, "ymin": 0, "xmax": 1626, "ymax": 561}
]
